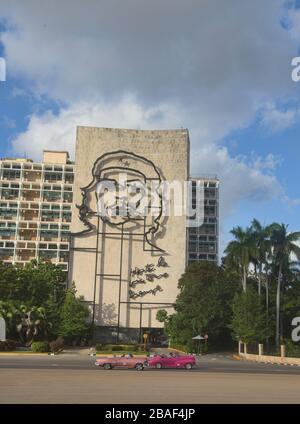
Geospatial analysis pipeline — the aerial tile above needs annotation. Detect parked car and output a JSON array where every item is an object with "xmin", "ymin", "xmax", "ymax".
[
  {"xmin": 95, "ymin": 353, "xmax": 147, "ymax": 371},
  {"xmin": 145, "ymin": 353, "xmax": 196, "ymax": 370}
]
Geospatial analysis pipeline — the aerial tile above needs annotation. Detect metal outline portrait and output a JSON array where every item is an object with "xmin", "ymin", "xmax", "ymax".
[{"xmin": 72, "ymin": 149, "xmax": 165, "ymax": 253}]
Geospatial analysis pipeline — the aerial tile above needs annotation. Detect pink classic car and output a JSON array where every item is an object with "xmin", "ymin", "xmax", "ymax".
[
  {"xmin": 145, "ymin": 353, "xmax": 196, "ymax": 370},
  {"xmin": 95, "ymin": 354, "xmax": 147, "ymax": 371}
]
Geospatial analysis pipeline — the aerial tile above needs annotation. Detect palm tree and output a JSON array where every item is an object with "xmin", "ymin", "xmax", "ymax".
[
  {"xmin": 269, "ymin": 223, "xmax": 300, "ymax": 348},
  {"xmin": 224, "ymin": 226, "xmax": 257, "ymax": 292},
  {"xmin": 250, "ymin": 219, "xmax": 272, "ymax": 296}
]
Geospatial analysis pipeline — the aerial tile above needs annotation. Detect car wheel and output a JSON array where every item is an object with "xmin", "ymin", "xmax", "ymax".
[
  {"xmin": 155, "ymin": 362, "xmax": 162, "ymax": 369},
  {"xmin": 135, "ymin": 363, "xmax": 144, "ymax": 371},
  {"xmin": 103, "ymin": 363, "xmax": 112, "ymax": 370},
  {"xmin": 185, "ymin": 363, "xmax": 192, "ymax": 370}
]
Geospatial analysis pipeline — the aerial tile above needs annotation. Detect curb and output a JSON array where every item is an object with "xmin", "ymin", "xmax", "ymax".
[
  {"xmin": 232, "ymin": 354, "xmax": 242, "ymax": 361},
  {"xmin": 0, "ymin": 352, "xmax": 50, "ymax": 356},
  {"xmin": 169, "ymin": 348, "xmax": 187, "ymax": 354},
  {"xmin": 236, "ymin": 353, "xmax": 300, "ymax": 367}
]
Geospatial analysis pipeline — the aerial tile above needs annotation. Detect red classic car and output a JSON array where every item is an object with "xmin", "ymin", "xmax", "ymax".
[
  {"xmin": 95, "ymin": 354, "xmax": 147, "ymax": 371},
  {"xmin": 145, "ymin": 353, "xmax": 196, "ymax": 370}
]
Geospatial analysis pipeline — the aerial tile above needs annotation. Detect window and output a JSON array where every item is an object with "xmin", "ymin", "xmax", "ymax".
[
  {"xmin": 3, "ymin": 170, "xmax": 21, "ymax": 180},
  {"xmin": 45, "ymin": 172, "xmax": 62, "ymax": 181},
  {"xmin": 65, "ymin": 173, "xmax": 74, "ymax": 183}
]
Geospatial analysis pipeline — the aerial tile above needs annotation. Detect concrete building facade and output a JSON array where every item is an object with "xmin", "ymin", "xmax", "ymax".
[
  {"xmin": 69, "ymin": 127, "xmax": 190, "ymax": 342},
  {"xmin": 0, "ymin": 151, "xmax": 74, "ymax": 274},
  {"xmin": 187, "ymin": 176, "xmax": 219, "ymax": 264}
]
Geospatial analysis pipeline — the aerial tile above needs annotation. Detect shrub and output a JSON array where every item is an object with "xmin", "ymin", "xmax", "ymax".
[
  {"xmin": 49, "ymin": 336, "xmax": 64, "ymax": 353},
  {"xmin": 285, "ymin": 339, "xmax": 300, "ymax": 358},
  {"xmin": 31, "ymin": 341, "xmax": 49, "ymax": 353},
  {"xmin": 0, "ymin": 339, "xmax": 18, "ymax": 351},
  {"xmin": 112, "ymin": 345, "xmax": 123, "ymax": 351},
  {"xmin": 95, "ymin": 344, "xmax": 103, "ymax": 351},
  {"xmin": 95, "ymin": 343, "xmax": 140, "ymax": 352}
]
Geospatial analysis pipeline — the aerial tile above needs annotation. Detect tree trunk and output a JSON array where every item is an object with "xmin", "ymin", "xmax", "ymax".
[
  {"xmin": 265, "ymin": 275, "xmax": 269, "ymax": 352},
  {"xmin": 242, "ymin": 266, "xmax": 247, "ymax": 292},
  {"xmin": 258, "ymin": 263, "xmax": 262, "ymax": 296},
  {"xmin": 276, "ymin": 263, "xmax": 282, "ymax": 349}
]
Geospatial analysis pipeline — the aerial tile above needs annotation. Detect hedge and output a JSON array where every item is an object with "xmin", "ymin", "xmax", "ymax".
[
  {"xmin": 0, "ymin": 340, "xmax": 18, "ymax": 351},
  {"xmin": 31, "ymin": 341, "xmax": 49, "ymax": 353}
]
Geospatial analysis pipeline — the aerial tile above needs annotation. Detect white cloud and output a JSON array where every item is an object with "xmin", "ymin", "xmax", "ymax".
[
  {"xmin": 11, "ymin": 96, "xmax": 184, "ymax": 159},
  {"xmin": 260, "ymin": 103, "xmax": 300, "ymax": 132},
  {"xmin": 11, "ymin": 97, "xmax": 284, "ymax": 226}
]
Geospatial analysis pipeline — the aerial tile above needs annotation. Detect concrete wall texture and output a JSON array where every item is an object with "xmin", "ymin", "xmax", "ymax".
[{"xmin": 69, "ymin": 127, "xmax": 189, "ymax": 333}]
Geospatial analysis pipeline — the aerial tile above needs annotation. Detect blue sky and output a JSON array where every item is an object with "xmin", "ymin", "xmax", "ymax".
[{"xmin": 1, "ymin": 0, "xmax": 300, "ymax": 254}]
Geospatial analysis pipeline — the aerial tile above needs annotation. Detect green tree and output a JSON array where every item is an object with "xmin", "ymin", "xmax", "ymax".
[
  {"xmin": 0, "ymin": 262, "xmax": 19, "ymax": 300},
  {"xmin": 17, "ymin": 260, "xmax": 66, "ymax": 307},
  {"xmin": 0, "ymin": 260, "xmax": 67, "ymax": 341},
  {"xmin": 230, "ymin": 288, "xmax": 269, "ymax": 344},
  {"xmin": 59, "ymin": 283, "xmax": 90, "ymax": 341},
  {"xmin": 224, "ymin": 226, "xmax": 257, "ymax": 292},
  {"xmin": 157, "ymin": 262, "xmax": 238, "ymax": 351},
  {"xmin": 269, "ymin": 223, "xmax": 300, "ymax": 348},
  {"xmin": 250, "ymin": 219, "xmax": 272, "ymax": 296}
]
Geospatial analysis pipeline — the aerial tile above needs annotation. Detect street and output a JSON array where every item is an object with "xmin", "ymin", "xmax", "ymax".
[{"xmin": 0, "ymin": 353, "xmax": 300, "ymax": 403}]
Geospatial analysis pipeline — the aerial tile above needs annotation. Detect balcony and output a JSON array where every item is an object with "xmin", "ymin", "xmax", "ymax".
[
  {"xmin": 41, "ymin": 212, "xmax": 61, "ymax": 222},
  {"xmin": 0, "ymin": 229, "xmax": 16, "ymax": 240},
  {"xmin": 18, "ymin": 229, "xmax": 37, "ymax": 241},
  {"xmin": 2, "ymin": 170, "xmax": 21, "ymax": 181},
  {"xmin": 0, "ymin": 249, "xmax": 14, "ymax": 260},
  {"xmin": 21, "ymin": 190, "xmax": 40, "ymax": 202},
  {"xmin": 0, "ymin": 189, "xmax": 19, "ymax": 200},
  {"xmin": 43, "ymin": 192, "xmax": 62, "ymax": 202},
  {"xmin": 20, "ymin": 210, "xmax": 39, "ymax": 222},
  {"xmin": 0, "ymin": 210, "xmax": 18, "ymax": 220},
  {"xmin": 44, "ymin": 172, "xmax": 63, "ymax": 183}
]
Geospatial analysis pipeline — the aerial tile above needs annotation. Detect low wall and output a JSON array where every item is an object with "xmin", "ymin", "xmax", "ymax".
[{"xmin": 239, "ymin": 352, "xmax": 300, "ymax": 365}]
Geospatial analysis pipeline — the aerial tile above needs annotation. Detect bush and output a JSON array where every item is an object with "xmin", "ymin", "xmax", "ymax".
[
  {"xmin": 31, "ymin": 341, "xmax": 49, "ymax": 353},
  {"xmin": 112, "ymin": 345, "xmax": 123, "ymax": 351},
  {"xmin": 285, "ymin": 339, "xmax": 300, "ymax": 358},
  {"xmin": 95, "ymin": 344, "xmax": 103, "ymax": 351},
  {"xmin": 0, "ymin": 339, "xmax": 18, "ymax": 351},
  {"xmin": 49, "ymin": 336, "xmax": 64, "ymax": 353},
  {"xmin": 95, "ymin": 344, "xmax": 139, "ymax": 352},
  {"xmin": 169, "ymin": 344, "xmax": 187, "ymax": 353}
]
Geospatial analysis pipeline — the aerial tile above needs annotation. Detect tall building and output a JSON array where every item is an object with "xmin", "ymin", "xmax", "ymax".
[
  {"xmin": 69, "ymin": 127, "xmax": 189, "ymax": 342},
  {"xmin": 0, "ymin": 130, "xmax": 219, "ymax": 342},
  {"xmin": 0, "ymin": 151, "xmax": 74, "ymax": 276},
  {"xmin": 187, "ymin": 176, "xmax": 219, "ymax": 264}
]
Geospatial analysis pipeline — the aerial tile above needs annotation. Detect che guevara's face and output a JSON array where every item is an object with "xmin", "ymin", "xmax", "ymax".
[{"xmin": 95, "ymin": 173, "xmax": 148, "ymax": 225}]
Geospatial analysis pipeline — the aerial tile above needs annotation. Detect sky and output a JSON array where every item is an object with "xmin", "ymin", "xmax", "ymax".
[{"xmin": 0, "ymin": 0, "xmax": 300, "ymax": 255}]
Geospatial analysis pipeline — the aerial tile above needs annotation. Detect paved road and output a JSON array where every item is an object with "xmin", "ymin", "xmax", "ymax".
[{"xmin": 0, "ymin": 353, "xmax": 300, "ymax": 403}]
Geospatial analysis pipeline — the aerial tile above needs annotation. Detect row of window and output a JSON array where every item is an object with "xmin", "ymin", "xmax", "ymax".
[
  {"xmin": 188, "ymin": 242, "xmax": 216, "ymax": 253},
  {"xmin": 189, "ymin": 235, "xmax": 216, "ymax": 242},
  {"xmin": 1, "ymin": 182, "xmax": 72, "ymax": 189},
  {"xmin": 1, "ymin": 163, "xmax": 73, "ymax": 172},
  {"xmin": 0, "ymin": 190, "xmax": 73, "ymax": 202},
  {"xmin": 189, "ymin": 254, "xmax": 217, "ymax": 262},
  {"xmin": 0, "ymin": 241, "xmax": 69, "ymax": 249},
  {"xmin": 0, "ymin": 249, "xmax": 69, "ymax": 261},
  {"xmin": 1, "ymin": 169, "xmax": 74, "ymax": 182}
]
